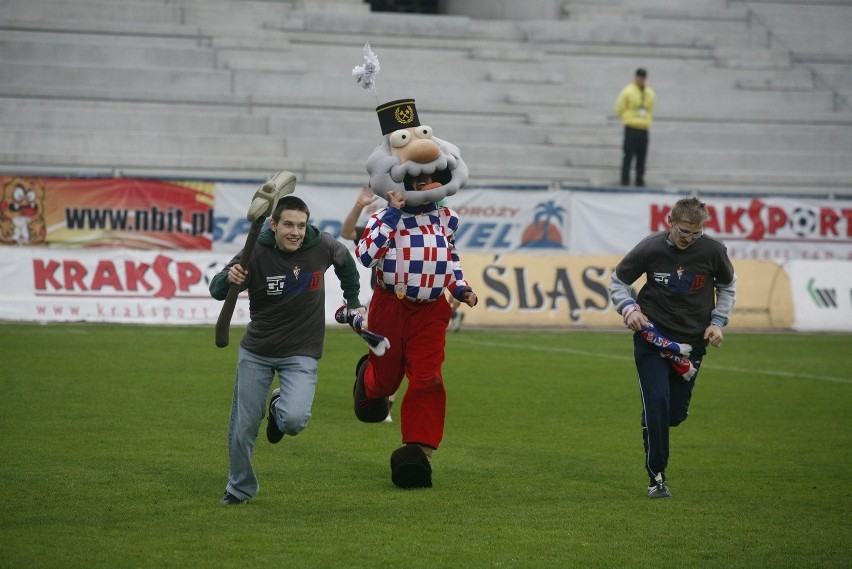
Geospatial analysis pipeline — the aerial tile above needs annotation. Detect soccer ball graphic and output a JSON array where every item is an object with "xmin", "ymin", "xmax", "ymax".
[{"xmin": 788, "ymin": 207, "xmax": 817, "ymax": 237}]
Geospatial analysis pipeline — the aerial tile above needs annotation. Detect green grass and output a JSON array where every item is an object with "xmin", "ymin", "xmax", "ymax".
[{"xmin": 1, "ymin": 324, "xmax": 850, "ymax": 568}]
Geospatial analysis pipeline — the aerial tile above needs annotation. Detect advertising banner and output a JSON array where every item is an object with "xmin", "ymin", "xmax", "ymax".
[
  {"xmin": 5, "ymin": 176, "xmax": 849, "ymax": 263},
  {"xmin": 0, "ymin": 247, "xmax": 370, "ymax": 327},
  {"xmin": 570, "ymin": 190, "xmax": 852, "ymax": 261},
  {"xmin": 0, "ymin": 249, "xmax": 794, "ymax": 331},
  {"xmin": 0, "ymin": 176, "xmax": 215, "ymax": 249},
  {"xmin": 453, "ymin": 254, "xmax": 789, "ymax": 330},
  {"xmin": 785, "ymin": 260, "xmax": 852, "ymax": 331},
  {"xmin": 443, "ymin": 187, "xmax": 569, "ymax": 254},
  {"xmin": 219, "ymin": 185, "xmax": 850, "ymax": 261},
  {"xmin": 211, "ymin": 183, "xmax": 566, "ymax": 255},
  {"xmin": 1, "ymin": 248, "xmax": 229, "ymax": 325}
]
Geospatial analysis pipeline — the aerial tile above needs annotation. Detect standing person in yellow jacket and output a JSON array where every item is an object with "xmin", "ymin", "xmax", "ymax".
[{"xmin": 616, "ymin": 68, "xmax": 655, "ymax": 187}]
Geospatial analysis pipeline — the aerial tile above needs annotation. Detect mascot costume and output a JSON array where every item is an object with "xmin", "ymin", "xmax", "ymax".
[{"xmin": 350, "ymin": 45, "xmax": 478, "ymax": 488}]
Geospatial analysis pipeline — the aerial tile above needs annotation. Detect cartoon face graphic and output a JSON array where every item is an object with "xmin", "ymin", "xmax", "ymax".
[
  {"xmin": 0, "ymin": 177, "xmax": 47, "ymax": 245},
  {"xmin": 367, "ymin": 99, "xmax": 468, "ymax": 207}
]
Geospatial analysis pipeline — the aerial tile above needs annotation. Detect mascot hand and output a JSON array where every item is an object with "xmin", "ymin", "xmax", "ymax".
[{"xmin": 453, "ymin": 286, "xmax": 478, "ymax": 307}]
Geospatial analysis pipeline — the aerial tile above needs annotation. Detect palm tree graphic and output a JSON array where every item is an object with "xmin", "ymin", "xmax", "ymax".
[{"xmin": 521, "ymin": 200, "xmax": 565, "ymax": 248}]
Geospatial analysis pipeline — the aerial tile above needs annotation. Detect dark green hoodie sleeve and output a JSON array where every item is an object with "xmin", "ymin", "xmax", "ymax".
[
  {"xmin": 209, "ymin": 250, "xmax": 245, "ymax": 300},
  {"xmin": 209, "ymin": 271, "xmax": 230, "ymax": 300},
  {"xmin": 329, "ymin": 236, "xmax": 362, "ymax": 309}
]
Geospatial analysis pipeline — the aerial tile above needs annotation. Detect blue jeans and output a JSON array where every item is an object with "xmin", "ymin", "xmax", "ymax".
[
  {"xmin": 225, "ymin": 346, "xmax": 318, "ymax": 500},
  {"xmin": 633, "ymin": 332, "xmax": 705, "ymax": 480}
]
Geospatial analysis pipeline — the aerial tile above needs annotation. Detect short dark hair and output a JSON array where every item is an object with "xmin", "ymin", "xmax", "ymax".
[
  {"xmin": 672, "ymin": 197, "xmax": 708, "ymax": 226},
  {"xmin": 635, "ymin": 68, "xmax": 647, "ymax": 78},
  {"xmin": 272, "ymin": 195, "xmax": 310, "ymax": 221}
]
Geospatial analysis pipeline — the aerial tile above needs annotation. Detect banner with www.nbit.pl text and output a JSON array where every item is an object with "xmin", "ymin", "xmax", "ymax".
[{"xmin": 0, "ymin": 176, "xmax": 215, "ymax": 249}]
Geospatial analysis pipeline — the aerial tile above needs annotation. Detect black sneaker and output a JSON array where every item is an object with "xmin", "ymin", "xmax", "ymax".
[
  {"xmin": 647, "ymin": 473, "xmax": 672, "ymax": 499},
  {"xmin": 219, "ymin": 491, "xmax": 246, "ymax": 506},
  {"xmin": 266, "ymin": 388, "xmax": 284, "ymax": 444}
]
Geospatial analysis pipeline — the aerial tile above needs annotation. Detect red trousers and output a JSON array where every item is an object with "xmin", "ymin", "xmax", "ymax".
[{"xmin": 364, "ymin": 286, "xmax": 452, "ymax": 449}]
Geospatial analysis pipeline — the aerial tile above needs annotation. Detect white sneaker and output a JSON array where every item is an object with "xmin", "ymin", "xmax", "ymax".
[{"xmin": 647, "ymin": 473, "xmax": 672, "ymax": 499}]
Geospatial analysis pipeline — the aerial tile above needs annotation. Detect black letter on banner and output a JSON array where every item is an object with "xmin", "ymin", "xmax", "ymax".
[
  {"xmin": 582, "ymin": 266, "xmax": 610, "ymax": 311},
  {"xmin": 483, "ymin": 257, "xmax": 510, "ymax": 310},
  {"xmin": 515, "ymin": 267, "xmax": 544, "ymax": 310},
  {"xmin": 547, "ymin": 268, "xmax": 581, "ymax": 322}
]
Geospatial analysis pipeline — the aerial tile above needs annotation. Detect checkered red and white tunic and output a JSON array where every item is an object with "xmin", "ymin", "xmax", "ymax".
[{"xmin": 356, "ymin": 203, "xmax": 469, "ymax": 302}]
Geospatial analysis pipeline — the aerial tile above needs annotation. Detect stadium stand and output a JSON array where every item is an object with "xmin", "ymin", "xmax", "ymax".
[{"xmin": 0, "ymin": 0, "xmax": 850, "ymax": 196}]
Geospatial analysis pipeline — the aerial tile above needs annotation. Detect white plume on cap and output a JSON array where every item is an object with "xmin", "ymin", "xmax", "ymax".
[{"xmin": 352, "ymin": 43, "xmax": 381, "ymax": 97}]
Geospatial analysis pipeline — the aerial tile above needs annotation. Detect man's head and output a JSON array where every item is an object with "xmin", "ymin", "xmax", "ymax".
[
  {"xmin": 270, "ymin": 196, "xmax": 310, "ymax": 252},
  {"xmin": 635, "ymin": 68, "xmax": 647, "ymax": 88},
  {"xmin": 668, "ymin": 197, "xmax": 708, "ymax": 250}
]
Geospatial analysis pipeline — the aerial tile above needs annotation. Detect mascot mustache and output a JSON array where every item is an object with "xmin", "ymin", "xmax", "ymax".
[{"xmin": 366, "ymin": 135, "xmax": 469, "ymax": 207}]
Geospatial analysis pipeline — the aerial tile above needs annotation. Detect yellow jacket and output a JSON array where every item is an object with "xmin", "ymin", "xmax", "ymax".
[{"xmin": 615, "ymin": 82, "xmax": 655, "ymax": 130}]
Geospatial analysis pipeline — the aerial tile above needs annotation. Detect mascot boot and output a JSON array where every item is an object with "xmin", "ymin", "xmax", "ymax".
[
  {"xmin": 353, "ymin": 354, "xmax": 390, "ymax": 423},
  {"xmin": 390, "ymin": 444, "xmax": 433, "ymax": 489}
]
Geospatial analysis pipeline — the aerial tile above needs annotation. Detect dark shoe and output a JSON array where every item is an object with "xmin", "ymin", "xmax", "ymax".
[
  {"xmin": 647, "ymin": 473, "xmax": 671, "ymax": 499},
  {"xmin": 636, "ymin": 180, "xmax": 645, "ymax": 187},
  {"xmin": 353, "ymin": 354, "xmax": 390, "ymax": 423},
  {"xmin": 390, "ymin": 445, "xmax": 433, "ymax": 489},
  {"xmin": 219, "ymin": 491, "xmax": 246, "ymax": 505},
  {"xmin": 266, "ymin": 388, "xmax": 284, "ymax": 444}
]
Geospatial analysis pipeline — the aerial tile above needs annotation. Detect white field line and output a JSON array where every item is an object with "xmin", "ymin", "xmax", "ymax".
[{"xmin": 454, "ymin": 337, "xmax": 852, "ymax": 385}]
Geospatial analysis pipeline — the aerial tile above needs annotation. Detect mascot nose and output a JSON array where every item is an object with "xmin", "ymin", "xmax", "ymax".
[{"xmin": 402, "ymin": 139, "xmax": 441, "ymax": 164}]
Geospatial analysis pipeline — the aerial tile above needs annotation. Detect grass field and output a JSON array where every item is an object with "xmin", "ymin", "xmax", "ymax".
[{"xmin": 1, "ymin": 323, "xmax": 850, "ymax": 568}]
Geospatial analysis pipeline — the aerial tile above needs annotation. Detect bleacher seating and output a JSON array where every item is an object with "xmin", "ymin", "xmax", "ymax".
[{"xmin": 0, "ymin": 0, "xmax": 850, "ymax": 196}]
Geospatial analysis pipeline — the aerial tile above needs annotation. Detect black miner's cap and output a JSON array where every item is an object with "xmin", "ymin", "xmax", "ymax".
[{"xmin": 376, "ymin": 99, "xmax": 420, "ymax": 135}]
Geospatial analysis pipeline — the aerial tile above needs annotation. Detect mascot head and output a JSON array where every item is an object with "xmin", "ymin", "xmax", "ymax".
[{"xmin": 367, "ymin": 99, "xmax": 468, "ymax": 207}]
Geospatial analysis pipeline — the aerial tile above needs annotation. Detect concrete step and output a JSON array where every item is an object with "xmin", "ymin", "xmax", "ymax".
[
  {"xmin": 542, "ymin": 42, "xmax": 715, "ymax": 60},
  {"xmin": 0, "ymin": 0, "xmax": 183, "ymax": 25},
  {"xmin": 0, "ymin": 62, "xmax": 245, "ymax": 104},
  {"xmin": 0, "ymin": 0, "xmax": 315, "ymax": 29},
  {"xmin": 0, "ymin": 37, "xmax": 216, "ymax": 70},
  {"xmin": 289, "ymin": 136, "xmax": 575, "ymax": 167},
  {"xmin": 652, "ymin": 126, "xmax": 852, "ymax": 152},
  {"xmin": 650, "ymin": 148, "xmax": 852, "ymax": 172},
  {"xmin": 0, "ymin": 149, "xmax": 289, "ymax": 173},
  {"xmin": 521, "ymin": 86, "xmax": 837, "ymax": 117},
  {"xmin": 0, "ymin": 98, "xmax": 271, "ymax": 135},
  {"xmin": 519, "ymin": 18, "xmax": 763, "ymax": 48},
  {"xmin": 0, "ymin": 128, "xmax": 286, "ymax": 160},
  {"xmin": 662, "ymin": 168, "xmax": 852, "ymax": 192},
  {"xmin": 0, "ymin": 28, "xmax": 203, "ymax": 49},
  {"xmin": 289, "ymin": 9, "xmax": 476, "ymax": 39}
]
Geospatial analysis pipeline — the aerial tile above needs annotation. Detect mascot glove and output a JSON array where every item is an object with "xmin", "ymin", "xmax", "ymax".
[{"xmin": 452, "ymin": 285, "xmax": 472, "ymax": 302}]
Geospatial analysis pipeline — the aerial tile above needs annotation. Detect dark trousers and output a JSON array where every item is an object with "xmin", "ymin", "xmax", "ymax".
[
  {"xmin": 621, "ymin": 126, "xmax": 649, "ymax": 186},
  {"xmin": 633, "ymin": 331, "xmax": 705, "ymax": 480}
]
